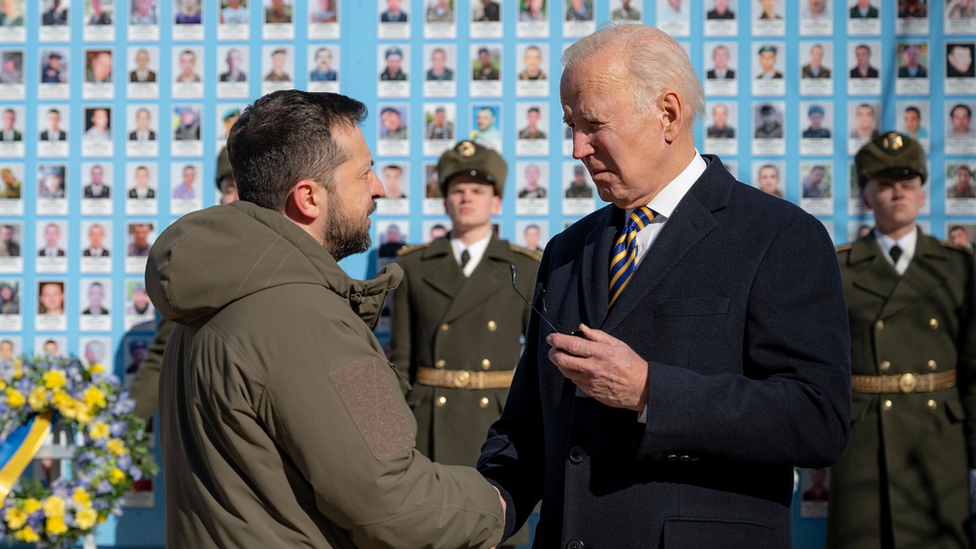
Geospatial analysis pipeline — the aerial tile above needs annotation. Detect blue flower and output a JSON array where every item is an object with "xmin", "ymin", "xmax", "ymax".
[
  {"xmin": 129, "ymin": 467, "xmax": 143, "ymax": 481},
  {"xmin": 96, "ymin": 480, "xmax": 112, "ymax": 495},
  {"xmin": 110, "ymin": 422, "xmax": 126, "ymax": 438},
  {"xmin": 117, "ymin": 455, "xmax": 132, "ymax": 470}
]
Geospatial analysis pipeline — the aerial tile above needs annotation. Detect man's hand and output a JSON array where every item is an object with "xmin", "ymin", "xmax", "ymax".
[
  {"xmin": 547, "ymin": 324, "xmax": 649, "ymax": 412},
  {"xmin": 491, "ymin": 486, "xmax": 506, "ymax": 549}
]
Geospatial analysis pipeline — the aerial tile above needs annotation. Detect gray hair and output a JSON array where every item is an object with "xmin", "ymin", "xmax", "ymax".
[{"xmin": 562, "ymin": 24, "xmax": 706, "ymax": 123}]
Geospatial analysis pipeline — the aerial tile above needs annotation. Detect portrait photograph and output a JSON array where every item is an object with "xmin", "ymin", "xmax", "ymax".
[
  {"xmin": 470, "ymin": 104, "xmax": 502, "ymax": 151},
  {"xmin": 171, "ymin": 162, "xmax": 204, "ymax": 215},
  {"xmin": 82, "ymin": 106, "xmax": 113, "ymax": 158},
  {"xmin": 84, "ymin": 0, "xmax": 115, "ymax": 41},
  {"xmin": 515, "ymin": 103, "xmax": 549, "ymax": 157},
  {"xmin": 799, "ymin": 162, "xmax": 834, "ymax": 216},
  {"xmin": 753, "ymin": 0, "xmax": 785, "ymax": 36},
  {"xmin": 36, "ymin": 280, "xmax": 66, "ymax": 332},
  {"xmin": 36, "ymin": 164, "xmax": 68, "ymax": 216},
  {"xmin": 125, "ymin": 46, "xmax": 158, "ymax": 100},
  {"xmin": 79, "ymin": 278, "xmax": 112, "ymax": 332},
  {"xmin": 40, "ymin": 0, "xmax": 70, "ymax": 42},
  {"xmin": 172, "ymin": 46, "xmax": 204, "ymax": 99},
  {"xmin": 80, "ymin": 221, "xmax": 112, "ymax": 274},
  {"xmin": 125, "ymin": 162, "xmax": 158, "ymax": 216},
  {"xmin": 262, "ymin": 46, "xmax": 294, "ymax": 95},
  {"xmin": 122, "ymin": 337, "xmax": 153, "ymax": 382},
  {"xmin": 39, "ymin": 49, "xmax": 69, "ymax": 100},
  {"xmin": 376, "ymin": 162, "xmax": 409, "ymax": 215},
  {"xmin": 896, "ymin": 0, "xmax": 929, "ymax": 34},
  {"xmin": 896, "ymin": 101, "xmax": 931, "ymax": 151},
  {"xmin": 752, "ymin": 42, "xmax": 786, "ymax": 96},
  {"xmin": 379, "ymin": 0, "xmax": 410, "ymax": 39},
  {"xmin": 704, "ymin": 101, "xmax": 737, "ymax": 157},
  {"xmin": 849, "ymin": 0, "xmax": 882, "ymax": 38},
  {"xmin": 0, "ymin": 49, "xmax": 23, "ymax": 100},
  {"xmin": 946, "ymin": 101, "xmax": 976, "ymax": 154},
  {"xmin": 37, "ymin": 106, "xmax": 69, "ymax": 159},
  {"xmin": 704, "ymin": 0, "xmax": 736, "ymax": 36},
  {"xmin": 80, "ymin": 162, "xmax": 112, "ymax": 215},
  {"xmin": 799, "ymin": 102, "xmax": 834, "ymax": 156},
  {"xmin": 0, "ymin": 222, "xmax": 22, "ymax": 263},
  {"xmin": 515, "ymin": 161, "xmax": 549, "ymax": 216},
  {"xmin": 800, "ymin": 0, "xmax": 833, "ymax": 35},
  {"xmin": 377, "ymin": 104, "xmax": 409, "ymax": 157},
  {"xmin": 848, "ymin": 101, "xmax": 881, "ymax": 153},
  {"xmin": 946, "ymin": 0, "xmax": 976, "ymax": 33},
  {"xmin": 562, "ymin": 162, "xmax": 596, "ymax": 215},
  {"xmin": 128, "ymin": 0, "xmax": 159, "ymax": 40},
  {"xmin": 422, "ymin": 44, "xmax": 455, "ymax": 98},
  {"xmin": 946, "ymin": 42, "xmax": 976, "ymax": 95},
  {"xmin": 376, "ymin": 221, "xmax": 409, "ymax": 264},
  {"xmin": 83, "ymin": 49, "xmax": 113, "ymax": 100},
  {"xmin": 78, "ymin": 337, "xmax": 111, "ymax": 369},
  {"xmin": 36, "ymin": 221, "xmax": 68, "ymax": 275},
  {"xmin": 0, "ymin": 165, "xmax": 23, "ymax": 215},
  {"xmin": 263, "ymin": 0, "xmax": 295, "ymax": 40},
  {"xmin": 308, "ymin": 45, "xmax": 340, "ymax": 93},
  {"xmin": 171, "ymin": 105, "xmax": 203, "ymax": 157},
  {"xmin": 0, "ymin": 0, "xmax": 25, "ymax": 38},
  {"xmin": 216, "ymin": 46, "xmax": 248, "ymax": 99},
  {"xmin": 799, "ymin": 42, "xmax": 833, "ymax": 96},
  {"xmin": 563, "ymin": 0, "xmax": 595, "ymax": 37},
  {"xmin": 609, "ymin": 0, "xmax": 642, "ymax": 22},
  {"xmin": 896, "ymin": 41, "xmax": 930, "ymax": 95},
  {"xmin": 515, "ymin": 221, "xmax": 547, "ymax": 255},
  {"xmin": 378, "ymin": 44, "xmax": 410, "ymax": 98},
  {"xmin": 422, "ymin": 103, "xmax": 456, "ymax": 157},
  {"xmin": 657, "ymin": 0, "xmax": 690, "ymax": 37},
  {"xmin": 471, "ymin": 0, "xmax": 502, "ymax": 38},
  {"xmin": 0, "ymin": 106, "xmax": 23, "ymax": 159},
  {"xmin": 124, "ymin": 280, "xmax": 155, "ymax": 329},
  {"xmin": 125, "ymin": 222, "xmax": 155, "ymax": 275},
  {"xmin": 848, "ymin": 42, "xmax": 882, "ymax": 96},
  {"xmin": 946, "ymin": 163, "xmax": 976, "ymax": 216},
  {"xmin": 216, "ymin": 104, "xmax": 243, "ymax": 145},
  {"xmin": 425, "ymin": 0, "xmax": 457, "ymax": 39},
  {"xmin": 752, "ymin": 101, "xmax": 785, "ymax": 156},
  {"xmin": 752, "ymin": 161, "xmax": 785, "ymax": 199},
  {"xmin": 174, "ymin": 0, "xmax": 204, "ymax": 41},
  {"xmin": 704, "ymin": 42, "xmax": 737, "ymax": 96},
  {"xmin": 470, "ymin": 44, "xmax": 502, "ymax": 97},
  {"xmin": 0, "ymin": 281, "xmax": 21, "ymax": 331},
  {"xmin": 516, "ymin": 43, "xmax": 548, "ymax": 97},
  {"xmin": 517, "ymin": 0, "xmax": 548, "ymax": 37}
]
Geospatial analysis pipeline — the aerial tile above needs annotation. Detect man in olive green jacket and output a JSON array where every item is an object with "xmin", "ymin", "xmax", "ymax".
[
  {"xmin": 828, "ymin": 132, "xmax": 976, "ymax": 548},
  {"xmin": 146, "ymin": 91, "xmax": 504, "ymax": 549}
]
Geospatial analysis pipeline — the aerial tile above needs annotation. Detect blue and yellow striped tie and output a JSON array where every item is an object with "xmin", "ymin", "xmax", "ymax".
[{"xmin": 609, "ymin": 207, "xmax": 654, "ymax": 307}]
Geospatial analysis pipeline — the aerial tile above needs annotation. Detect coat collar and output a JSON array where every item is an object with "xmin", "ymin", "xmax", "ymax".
[{"xmin": 420, "ymin": 233, "xmax": 515, "ymax": 323}]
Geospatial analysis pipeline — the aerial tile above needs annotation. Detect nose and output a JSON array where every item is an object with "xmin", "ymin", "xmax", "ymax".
[
  {"xmin": 571, "ymin": 129, "xmax": 594, "ymax": 160},
  {"xmin": 369, "ymin": 171, "xmax": 385, "ymax": 199}
]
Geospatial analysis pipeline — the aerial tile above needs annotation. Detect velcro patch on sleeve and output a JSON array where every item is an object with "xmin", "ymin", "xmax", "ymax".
[{"xmin": 329, "ymin": 357, "xmax": 416, "ymax": 461}]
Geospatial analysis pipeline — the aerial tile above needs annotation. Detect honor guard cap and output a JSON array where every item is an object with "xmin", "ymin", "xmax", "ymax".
[
  {"xmin": 436, "ymin": 140, "xmax": 508, "ymax": 197},
  {"xmin": 215, "ymin": 146, "xmax": 233, "ymax": 188},
  {"xmin": 855, "ymin": 131, "xmax": 927, "ymax": 188}
]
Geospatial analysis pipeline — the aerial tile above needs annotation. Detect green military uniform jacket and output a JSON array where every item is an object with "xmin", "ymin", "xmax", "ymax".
[
  {"xmin": 828, "ymin": 230, "xmax": 976, "ymax": 549},
  {"xmin": 392, "ymin": 234, "xmax": 539, "ymax": 466}
]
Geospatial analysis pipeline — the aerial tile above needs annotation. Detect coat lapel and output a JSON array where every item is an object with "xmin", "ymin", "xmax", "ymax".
[
  {"xmin": 441, "ymin": 235, "xmax": 511, "ymax": 324},
  {"xmin": 421, "ymin": 238, "xmax": 464, "ymax": 300},
  {"xmin": 578, "ymin": 206, "xmax": 620, "ymax": 329},
  {"xmin": 850, "ymin": 236, "xmax": 902, "ymax": 302},
  {"xmin": 879, "ymin": 232, "xmax": 949, "ymax": 320},
  {"xmin": 600, "ymin": 159, "xmax": 728, "ymax": 334}
]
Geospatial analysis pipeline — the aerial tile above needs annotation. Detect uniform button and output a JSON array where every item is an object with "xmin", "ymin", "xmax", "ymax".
[
  {"xmin": 487, "ymin": 320, "xmax": 497, "ymax": 332},
  {"xmin": 569, "ymin": 446, "xmax": 586, "ymax": 464},
  {"xmin": 928, "ymin": 399, "xmax": 938, "ymax": 410},
  {"xmin": 875, "ymin": 320, "xmax": 884, "ymax": 330},
  {"xmin": 567, "ymin": 541, "xmax": 584, "ymax": 549},
  {"xmin": 679, "ymin": 455, "xmax": 691, "ymax": 462},
  {"xmin": 481, "ymin": 359, "xmax": 491, "ymax": 370},
  {"xmin": 666, "ymin": 454, "xmax": 678, "ymax": 462},
  {"xmin": 440, "ymin": 323, "xmax": 450, "ymax": 331},
  {"xmin": 882, "ymin": 400, "xmax": 892, "ymax": 411},
  {"xmin": 435, "ymin": 359, "xmax": 446, "ymax": 369},
  {"xmin": 879, "ymin": 361, "xmax": 890, "ymax": 372},
  {"xmin": 930, "ymin": 318, "xmax": 939, "ymax": 330},
  {"xmin": 436, "ymin": 396, "xmax": 447, "ymax": 407},
  {"xmin": 479, "ymin": 397, "xmax": 490, "ymax": 408},
  {"xmin": 928, "ymin": 360, "xmax": 937, "ymax": 371}
]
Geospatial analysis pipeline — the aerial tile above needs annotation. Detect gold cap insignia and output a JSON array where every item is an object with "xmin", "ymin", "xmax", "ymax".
[
  {"xmin": 458, "ymin": 141, "xmax": 476, "ymax": 157},
  {"xmin": 882, "ymin": 133, "xmax": 903, "ymax": 151}
]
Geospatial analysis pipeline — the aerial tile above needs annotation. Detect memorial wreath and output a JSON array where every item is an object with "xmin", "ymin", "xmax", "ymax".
[{"xmin": 0, "ymin": 355, "xmax": 157, "ymax": 547}]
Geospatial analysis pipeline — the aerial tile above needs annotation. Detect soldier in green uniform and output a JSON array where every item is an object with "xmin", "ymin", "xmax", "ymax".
[
  {"xmin": 828, "ymin": 132, "xmax": 976, "ymax": 549},
  {"xmin": 391, "ymin": 140, "xmax": 538, "ymax": 547}
]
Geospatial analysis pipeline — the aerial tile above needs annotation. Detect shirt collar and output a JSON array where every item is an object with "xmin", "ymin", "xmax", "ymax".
[
  {"xmin": 628, "ymin": 150, "xmax": 706, "ymax": 221},
  {"xmin": 874, "ymin": 226, "xmax": 918, "ymax": 266},
  {"xmin": 451, "ymin": 231, "xmax": 492, "ymax": 275}
]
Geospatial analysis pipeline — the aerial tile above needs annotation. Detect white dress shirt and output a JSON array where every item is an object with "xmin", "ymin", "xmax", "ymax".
[
  {"xmin": 451, "ymin": 232, "xmax": 492, "ymax": 277},
  {"xmin": 625, "ymin": 151, "xmax": 708, "ymax": 268},
  {"xmin": 874, "ymin": 227, "xmax": 917, "ymax": 276}
]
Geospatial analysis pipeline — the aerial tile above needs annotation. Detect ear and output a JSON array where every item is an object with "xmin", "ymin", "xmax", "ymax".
[
  {"xmin": 491, "ymin": 194, "xmax": 502, "ymax": 215},
  {"xmin": 660, "ymin": 91, "xmax": 684, "ymax": 144},
  {"xmin": 285, "ymin": 179, "xmax": 324, "ymax": 223},
  {"xmin": 861, "ymin": 190, "xmax": 873, "ymax": 211}
]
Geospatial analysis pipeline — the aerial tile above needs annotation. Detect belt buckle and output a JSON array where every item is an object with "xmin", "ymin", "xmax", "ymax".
[
  {"xmin": 899, "ymin": 373, "xmax": 917, "ymax": 394},
  {"xmin": 453, "ymin": 370, "xmax": 471, "ymax": 388}
]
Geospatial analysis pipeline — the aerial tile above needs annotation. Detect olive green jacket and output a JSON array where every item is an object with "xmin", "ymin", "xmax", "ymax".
[
  {"xmin": 827, "ymin": 230, "xmax": 976, "ymax": 549},
  {"xmin": 146, "ymin": 201, "xmax": 504, "ymax": 549},
  {"xmin": 130, "ymin": 317, "xmax": 174, "ymax": 422},
  {"xmin": 391, "ymin": 235, "xmax": 539, "ymax": 467}
]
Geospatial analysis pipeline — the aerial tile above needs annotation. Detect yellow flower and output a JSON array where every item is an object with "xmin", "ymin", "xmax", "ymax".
[
  {"xmin": 4, "ymin": 507, "xmax": 27, "ymax": 530},
  {"xmin": 51, "ymin": 389, "xmax": 70, "ymax": 408},
  {"xmin": 42, "ymin": 370, "xmax": 67, "ymax": 390},
  {"xmin": 90, "ymin": 363, "xmax": 105, "ymax": 374},
  {"xmin": 23, "ymin": 498, "xmax": 41, "ymax": 514},
  {"xmin": 5, "ymin": 388, "xmax": 24, "ymax": 408},
  {"xmin": 12, "ymin": 360, "xmax": 21, "ymax": 380},
  {"xmin": 84, "ymin": 386, "xmax": 106, "ymax": 409},
  {"xmin": 89, "ymin": 421, "xmax": 110, "ymax": 440},
  {"xmin": 28, "ymin": 387, "xmax": 48, "ymax": 411},
  {"xmin": 72, "ymin": 488, "xmax": 91, "ymax": 508},
  {"xmin": 45, "ymin": 515, "xmax": 68, "ymax": 535},
  {"xmin": 41, "ymin": 496, "xmax": 65, "ymax": 517},
  {"xmin": 76, "ymin": 403, "xmax": 94, "ymax": 425},
  {"xmin": 0, "ymin": 380, "xmax": 6, "ymax": 390},
  {"xmin": 107, "ymin": 438, "xmax": 127, "ymax": 457},
  {"xmin": 108, "ymin": 468, "xmax": 126, "ymax": 484},
  {"xmin": 75, "ymin": 508, "xmax": 97, "ymax": 530},
  {"xmin": 13, "ymin": 526, "xmax": 39, "ymax": 542}
]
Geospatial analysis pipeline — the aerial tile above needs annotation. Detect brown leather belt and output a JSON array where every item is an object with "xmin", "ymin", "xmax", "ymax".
[
  {"xmin": 416, "ymin": 367, "xmax": 514, "ymax": 390},
  {"xmin": 851, "ymin": 370, "xmax": 957, "ymax": 394}
]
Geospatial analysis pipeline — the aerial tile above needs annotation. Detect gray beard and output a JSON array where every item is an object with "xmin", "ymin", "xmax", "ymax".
[{"xmin": 324, "ymin": 193, "xmax": 376, "ymax": 261}]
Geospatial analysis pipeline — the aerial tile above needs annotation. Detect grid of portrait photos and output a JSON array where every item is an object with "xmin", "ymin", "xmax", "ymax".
[{"xmin": 2, "ymin": 0, "xmax": 976, "ymax": 412}]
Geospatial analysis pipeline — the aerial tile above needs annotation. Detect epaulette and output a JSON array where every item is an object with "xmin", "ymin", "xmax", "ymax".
[
  {"xmin": 941, "ymin": 240, "xmax": 975, "ymax": 256},
  {"xmin": 835, "ymin": 243, "xmax": 854, "ymax": 253},
  {"xmin": 397, "ymin": 243, "xmax": 430, "ymax": 256},
  {"xmin": 510, "ymin": 243, "xmax": 542, "ymax": 261}
]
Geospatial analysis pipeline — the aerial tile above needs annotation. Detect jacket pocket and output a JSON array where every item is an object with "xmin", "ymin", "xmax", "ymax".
[
  {"xmin": 655, "ymin": 297, "xmax": 731, "ymax": 318},
  {"xmin": 850, "ymin": 400, "xmax": 870, "ymax": 425},
  {"xmin": 663, "ymin": 517, "xmax": 778, "ymax": 549},
  {"xmin": 945, "ymin": 397, "xmax": 966, "ymax": 424}
]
